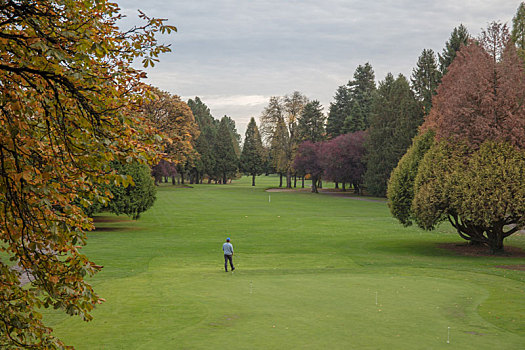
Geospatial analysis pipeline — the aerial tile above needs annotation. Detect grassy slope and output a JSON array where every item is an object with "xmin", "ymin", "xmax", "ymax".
[{"xmin": 44, "ymin": 176, "xmax": 525, "ymax": 349}]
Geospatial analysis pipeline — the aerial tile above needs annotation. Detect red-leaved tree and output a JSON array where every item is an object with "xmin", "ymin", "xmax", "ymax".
[
  {"xmin": 422, "ymin": 24, "xmax": 525, "ymax": 148},
  {"xmin": 322, "ymin": 131, "xmax": 367, "ymax": 193},
  {"xmin": 293, "ymin": 141, "xmax": 324, "ymax": 193}
]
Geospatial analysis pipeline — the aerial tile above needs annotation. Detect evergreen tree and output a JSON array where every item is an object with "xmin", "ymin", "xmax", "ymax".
[
  {"xmin": 439, "ymin": 24, "xmax": 470, "ymax": 75},
  {"xmin": 326, "ymin": 85, "xmax": 351, "ymax": 138},
  {"xmin": 512, "ymin": 2, "xmax": 525, "ymax": 61},
  {"xmin": 240, "ymin": 118, "xmax": 264, "ymax": 186},
  {"xmin": 188, "ymin": 96, "xmax": 214, "ymax": 128},
  {"xmin": 297, "ymin": 100, "xmax": 326, "ymax": 143},
  {"xmin": 223, "ymin": 115, "xmax": 242, "ymax": 157},
  {"xmin": 364, "ymin": 74, "xmax": 424, "ymax": 197},
  {"xmin": 344, "ymin": 63, "xmax": 376, "ymax": 132},
  {"xmin": 411, "ymin": 49, "xmax": 441, "ymax": 115},
  {"xmin": 215, "ymin": 116, "xmax": 239, "ymax": 183},
  {"xmin": 188, "ymin": 97, "xmax": 218, "ymax": 182},
  {"xmin": 105, "ymin": 162, "xmax": 157, "ymax": 220}
]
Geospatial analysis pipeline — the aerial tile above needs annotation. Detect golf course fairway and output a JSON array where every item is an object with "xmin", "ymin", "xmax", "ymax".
[{"xmin": 43, "ymin": 176, "xmax": 525, "ymax": 349}]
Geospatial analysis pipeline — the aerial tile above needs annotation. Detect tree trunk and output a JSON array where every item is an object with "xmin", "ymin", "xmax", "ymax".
[
  {"xmin": 181, "ymin": 172, "xmax": 185, "ymax": 184},
  {"xmin": 317, "ymin": 178, "xmax": 322, "ymax": 189},
  {"xmin": 286, "ymin": 170, "xmax": 292, "ymax": 188},
  {"xmin": 223, "ymin": 172, "xmax": 227, "ymax": 184},
  {"xmin": 311, "ymin": 176, "xmax": 318, "ymax": 193},
  {"xmin": 335, "ymin": 182, "xmax": 339, "ymax": 189},
  {"xmin": 342, "ymin": 182, "xmax": 346, "ymax": 192},
  {"xmin": 252, "ymin": 174, "xmax": 256, "ymax": 186},
  {"xmin": 301, "ymin": 176, "xmax": 304, "ymax": 188},
  {"xmin": 279, "ymin": 173, "xmax": 283, "ymax": 187},
  {"xmin": 294, "ymin": 175, "xmax": 297, "ymax": 188},
  {"xmin": 172, "ymin": 175, "xmax": 176, "ymax": 185}
]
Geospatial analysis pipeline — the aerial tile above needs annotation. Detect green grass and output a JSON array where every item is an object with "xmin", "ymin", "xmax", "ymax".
[{"xmin": 43, "ymin": 176, "xmax": 525, "ymax": 349}]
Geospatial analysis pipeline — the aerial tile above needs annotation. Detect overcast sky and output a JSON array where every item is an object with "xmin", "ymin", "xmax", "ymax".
[{"xmin": 117, "ymin": 0, "xmax": 520, "ymax": 136}]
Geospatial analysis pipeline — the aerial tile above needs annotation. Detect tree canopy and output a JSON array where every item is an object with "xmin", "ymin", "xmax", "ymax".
[{"xmin": 0, "ymin": 0, "xmax": 175, "ymax": 347}]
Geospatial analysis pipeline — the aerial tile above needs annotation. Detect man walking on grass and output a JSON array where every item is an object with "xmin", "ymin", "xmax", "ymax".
[{"xmin": 223, "ymin": 237, "xmax": 235, "ymax": 272}]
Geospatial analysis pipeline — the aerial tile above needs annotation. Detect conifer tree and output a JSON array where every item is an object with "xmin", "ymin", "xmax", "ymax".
[
  {"xmin": 297, "ymin": 100, "xmax": 326, "ymax": 143},
  {"xmin": 439, "ymin": 24, "xmax": 470, "ymax": 75},
  {"xmin": 188, "ymin": 97, "xmax": 218, "ymax": 182},
  {"xmin": 326, "ymin": 85, "xmax": 351, "ymax": 138},
  {"xmin": 240, "ymin": 118, "xmax": 264, "ymax": 186},
  {"xmin": 215, "ymin": 116, "xmax": 238, "ymax": 183},
  {"xmin": 344, "ymin": 63, "xmax": 376, "ymax": 132},
  {"xmin": 364, "ymin": 74, "xmax": 424, "ymax": 197},
  {"xmin": 511, "ymin": 2, "xmax": 525, "ymax": 61},
  {"xmin": 411, "ymin": 49, "xmax": 441, "ymax": 115}
]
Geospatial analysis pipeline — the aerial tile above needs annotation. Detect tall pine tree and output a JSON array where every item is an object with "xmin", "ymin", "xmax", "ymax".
[
  {"xmin": 326, "ymin": 85, "xmax": 351, "ymax": 138},
  {"xmin": 511, "ymin": 2, "xmax": 525, "ymax": 61},
  {"xmin": 188, "ymin": 97, "xmax": 217, "ymax": 183},
  {"xmin": 344, "ymin": 63, "xmax": 376, "ymax": 132},
  {"xmin": 240, "ymin": 118, "xmax": 264, "ymax": 186},
  {"xmin": 439, "ymin": 24, "xmax": 470, "ymax": 75},
  {"xmin": 364, "ymin": 74, "xmax": 424, "ymax": 197},
  {"xmin": 297, "ymin": 100, "xmax": 326, "ymax": 143},
  {"xmin": 411, "ymin": 49, "xmax": 441, "ymax": 115},
  {"xmin": 215, "ymin": 116, "xmax": 238, "ymax": 184}
]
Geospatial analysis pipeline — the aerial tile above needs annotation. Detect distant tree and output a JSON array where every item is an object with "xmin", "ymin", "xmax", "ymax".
[
  {"xmin": 152, "ymin": 159, "xmax": 177, "ymax": 185},
  {"xmin": 283, "ymin": 91, "xmax": 309, "ymax": 143},
  {"xmin": 411, "ymin": 49, "xmax": 441, "ymax": 114},
  {"xmin": 271, "ymin": 117, "xmax": 291, "ymax": 187},
  {"xmin": 106, "ymin": 162, "xmax": 157, "ymax": 220},
  {"xmin": 294, "ymin": 141, "xmax": 324, "ymax": 193},
  {"xmin": 142, "ymin": 88, "xmax": 199, "ymax": 185},
  {"xmin": 188, "ymin": 97, "xmax": 214, "ymax": 128},
  {"xmin": 215, "ymin": 116, "xmax": 239, "ymax": 183},
  {"xmin": 260, "ymin": 92, "xmax": 308, "ymax": 188},
  {"xmin": 322, "ymin": 131, "xmax": 367, "ymax": 193},
  {"xmin": 326, "ymin": 85, "xmax": 351, "ymax": 138},
  {"xmin": 344, "ymin": 63, "xmax": 376, "ymax": 132},
  {"xmin": 512, "ymin": 2, "xmax": 525, "ymax": 60},
  {"xmin": 439, "ymin": 24, "xmax": 470, "ymax": 75},
  {"xmin": 223, "ymin": 115, "xmax": 242, "ymax": 157},
  {"xmin": 260, "ymin": 96, "xmax": 284, "ymax": 143},
  {"xmin": 297, "ymin": 100, "xmax": 326, "ymax": 142},
  {"xmin": 364, "ymin": 73, "xmax": 424, "ymax": 197},
  {"xmin": 188, "ymin": 97, "xmax": 217, "ymax": 183},
  {"xmin": 240, "ymin": 118, "xmax": 264, "ymax": 186}
]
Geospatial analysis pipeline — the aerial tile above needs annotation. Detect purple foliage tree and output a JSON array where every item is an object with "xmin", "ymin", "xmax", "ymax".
[
  {"xmin": 322, "ymin": 131, "xmax": 367, "ymax": 194},
  {"xmin": 293, "ymin": 141, "xmax": 324, "ymax": 193},
  {"xmin": 152, "ymin": 159, "xmax": 178, "ymax": 185}
]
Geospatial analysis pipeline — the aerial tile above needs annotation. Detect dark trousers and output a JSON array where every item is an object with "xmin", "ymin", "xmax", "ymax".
[{"xmin": 224, "ymin": 254, "xmax": 234, "ymax": 271}]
